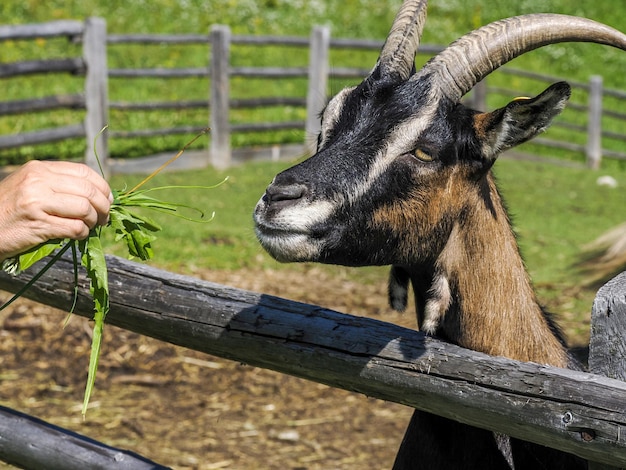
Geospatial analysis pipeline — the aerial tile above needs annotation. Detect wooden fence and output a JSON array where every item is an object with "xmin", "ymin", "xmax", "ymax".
[
  {"xmin": 0, "ymin": 256, "xmax": 624, "ymax": 468},
  {"xmin": 0, "ymin": 19, "xmax": 108, "ymax": 174},
  {"xmin": 1, "ymin": 18, "xmax": 626, "ymax": 173}
]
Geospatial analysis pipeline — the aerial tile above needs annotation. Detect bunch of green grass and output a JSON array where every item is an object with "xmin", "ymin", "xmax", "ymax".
[{"xmin": 0, "ymin": 128, "xmax": 222, "ymax": 417}]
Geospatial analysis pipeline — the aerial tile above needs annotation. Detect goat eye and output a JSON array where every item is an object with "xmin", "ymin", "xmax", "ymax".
[{"xmin": 412, "ymin": 148, "xmax": 434, "ymax": 162}]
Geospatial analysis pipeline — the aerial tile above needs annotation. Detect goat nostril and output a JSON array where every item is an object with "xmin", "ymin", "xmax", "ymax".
[{"xmin": 265, "ymin": 184, "xmax": 306, "ymax": 205}]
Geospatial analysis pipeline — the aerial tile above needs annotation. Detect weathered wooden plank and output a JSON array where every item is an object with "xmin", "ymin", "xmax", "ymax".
[
  {"xmin": 0, "ymin": 94, "xmax": 85, "ymax": 115},
  {"xmin": 0, "ymin": 256, "xmax": 625, "ymax": 466},
  {"xmin": 604, "ymin": 128, "xmax": 626, "ymax": 143},
  {"xmin": 228, "ymin": 143, "xmax": 306, "ymax": 164},
  {"xmin": 587, "ymin": 75, "xmax": 604, "ymax": 169},
  {"xmin": 329, "ymin": 37, "xmax": 384, "ymax": 50},
  {"xmin": 231, "ymin": 121, "xmax": 304, "ymax": 133},
  {"xmin": 604, "ymin": 87, "xmax": 626, "ymax": 100},
  {"xmin": 109, "ymin": 100, "xmax": 209, "ymax": 111},
  {"xmin": 588, "ymin": 272, "xmax": 626, "ymax": 470},
  {"xmin": 231, "ymin": 66, "xmax": 309, "ymax": 78},
  {"xmin": 590, "ymin": 272, "xmax": 626, "ymax": 381},
  {"xmin": 108, "ymin": 125, "xmax": 208, "ymax": 139},
  {"xmin": 108, "ymin": 66, "xmax": 313, "ymax": 80},
  {"xmin": 231, "ymin": 34, "xmax": 309, "ymax": 46},
  {"xmin": 0, "ymin": 124, "xmax": 85, "ymax": 149},
  {"xmin": 601, "ymin": 149, "xmax": 626, "ymax": 161},
  {"xmin": 0, "ymin": 20, "xmax": 83, "ymax": 40},
  {"xmin": 305, "ymin": 25, "xmax": 330, "ymax": 155},
  {"xmin": 108, "ymin": 67, "xmax": 209, "ymax": 78},
  {"xmin": 83, "ymin": 17, "xmax": 109, "ymax": 177},
  {"xmin": 209, "ymin": 25, "xmax": 231, "ymax": 169},
  {"xmin": 0, "ymin": 406, "xmax": 170, "ymax": 470},
  {"xmin": 533, "ymin": 136, "xmax": 587, "ymax": 153},
  {"xmin": 329, "ymin": 38, "xmax": 444, "ymax": 55},
  {"xmin": 107, "ymin": 33, "xmax": 208, "ymax": 44},
  {"xmin": 108, "ymin": 97, "xmax": 305, "ymax": 111},
  {"xmin": 231, "ymin": 97, "xmax": 306, "ymax": 109},
  {"xmin": 0, "ymin": 58, "xmax": 84, "ymax": 78}
]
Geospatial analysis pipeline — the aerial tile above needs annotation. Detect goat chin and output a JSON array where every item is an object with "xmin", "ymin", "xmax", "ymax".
[{"xmin": 254, "ymin": 229, "xmax": 321, "ymax": 263}]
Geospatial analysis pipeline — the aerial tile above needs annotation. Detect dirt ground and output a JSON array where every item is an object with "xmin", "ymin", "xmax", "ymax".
[{"xmin": 0, "ymin": 265, "xmax": 425, "ymax": 470}]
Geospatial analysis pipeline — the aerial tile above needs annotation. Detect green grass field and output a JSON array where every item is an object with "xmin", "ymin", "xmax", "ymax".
[
  {"xmin": 2, "ymin": 1, "xmax": 626, "ymax": 343},
  {"xmin": 2, "ymin": 0, "xmax": 626, "ymax": 161}
]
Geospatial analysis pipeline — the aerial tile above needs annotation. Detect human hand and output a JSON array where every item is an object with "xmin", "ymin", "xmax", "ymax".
[{"xmin": 0, "ymin": 160, "xmax": 113, "ymax": 261}]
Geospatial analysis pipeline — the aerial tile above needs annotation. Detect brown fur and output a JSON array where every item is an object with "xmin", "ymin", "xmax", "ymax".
[
  {"xmin": 371, "ymin": 167, "xmax": 568, "ymax": 367},
  {"xmin": 370, "ymin": 166, "xmax": 467, "ymax": 261},
  {"xmin": 436, "ymin": 173, "xmax": 568, "ymax": 366},
  {"xmin": 473, "ymin": 112, "xmax": 493, "ymax": 140}
]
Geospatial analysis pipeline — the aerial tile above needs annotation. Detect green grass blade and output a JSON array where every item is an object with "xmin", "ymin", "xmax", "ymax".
[
  {"xmin": 0, "ymin": 242, "xmax": 73, "ymax": 312},
  {"xmin": 16, "ymin": 239, "xmax": 65, "ymax": 273},
  {"xmin": 82, "ymin": 318, "xmax": 104, "ymax": 418},
  {"xmin": 63, "ymin": 241, "xmax": 80, "ymax": 328},
  {"xmin": 78, "ymin": 230, "xmax": 109, "ymax": 417},
  {"xmin": 92, "ymin": 126, "xmax": 108, "ymax": 178}
]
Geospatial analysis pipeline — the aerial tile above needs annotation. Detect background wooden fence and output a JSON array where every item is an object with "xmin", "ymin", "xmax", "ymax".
[
  {"xmin": 1, "ymin": 18, "xmax": 626, "ymax": 173},
  {"xmin": 0, "ymin": 257, "xmax": 624, "ymax": 468}
]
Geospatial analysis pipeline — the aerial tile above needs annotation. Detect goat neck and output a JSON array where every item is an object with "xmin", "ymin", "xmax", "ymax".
[{"xmin": 392, "ymin": 171, "xmax": 570, "ymax": 367}]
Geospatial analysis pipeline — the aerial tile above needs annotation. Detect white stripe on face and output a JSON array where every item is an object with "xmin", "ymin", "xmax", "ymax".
[
  {"xmin": 318, "ymin": 87, "xmax": 355, "ymax": 149},
  {"xmin": 258, "ymin": 196, "xmax": 336, "ymax": 233},
  {"xmin": 345, "ymin": 91, "xmax": 440, "ymax": 207}
]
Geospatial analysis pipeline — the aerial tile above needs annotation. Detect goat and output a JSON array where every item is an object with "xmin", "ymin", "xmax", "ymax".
[{"xmin": 253, "ymin": 1, "xmax": 626, "ymax": 468}]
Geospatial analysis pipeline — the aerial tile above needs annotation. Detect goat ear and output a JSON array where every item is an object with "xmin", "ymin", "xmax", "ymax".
[{"xmin": 474, "ymin": 81, "xmax": 571, "ymax": 163}]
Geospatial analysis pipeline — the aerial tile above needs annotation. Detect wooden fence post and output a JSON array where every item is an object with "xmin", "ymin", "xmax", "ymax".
[
  {"xmin": 210, "ymin": 25, "xmax": 231, "ymax": 169},
  {"xmin": 305, "ymin": 25, "xmax": 330, "ymax": 156},
  {"xmin": 83, "ymin": 17, "xmax": 109, "ymax": 177},
  {"xmin": 472, "ymin": 78, "xmax": 487, "ymax": 111},
  {"xmin": 588, "ymin": 271, "xmax": 626, "ymax": 470},
  {"xmin": 586, "ymin": 75, "xmax": 603, "ymax": 170}
]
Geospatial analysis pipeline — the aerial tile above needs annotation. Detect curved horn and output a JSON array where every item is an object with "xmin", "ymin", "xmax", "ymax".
[
  {"xmin": 422, "ymin": 14, "xmax": 626, "ymax": 101},
  {"xmin": 376, "ymin": 0, "xmax": 428, "ymax": 81}
]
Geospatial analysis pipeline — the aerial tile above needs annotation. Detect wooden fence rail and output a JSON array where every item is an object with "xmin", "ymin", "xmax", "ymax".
[
  {"xmin": 0, "ymin": 406, "xmax": 170, "ymax": 470},
  {"xmin": 0, "ymin": 257, "xmax": 625, "ymax": 467},
  {"xmin": 1, "ymin": 19, "xmax": 626, "ymax": 172}
]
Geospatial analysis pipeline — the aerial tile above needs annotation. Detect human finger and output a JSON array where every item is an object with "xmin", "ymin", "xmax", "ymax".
[
  {"xmin": 41, "ymin": 192, "xmax": 101, "ymax": 230},
  {"xmin": 44, "ymin": 161, "xmax": 113, "ymax": 205},
  {"xmin": 43, "ymin": 170, "xmax": 112, "ymax": 226}
]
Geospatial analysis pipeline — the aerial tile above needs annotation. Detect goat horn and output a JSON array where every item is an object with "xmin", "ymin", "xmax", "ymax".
[
  {"xmin": 423, "ymin": 14, "xmax": 626, "ymax": 102},
  {"xmin": 377, "ymin": 0, "xmax": 428, "ymax": 81}
]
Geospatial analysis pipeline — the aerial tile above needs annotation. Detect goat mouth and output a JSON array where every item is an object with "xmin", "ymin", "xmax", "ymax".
[
  {"xmin": 252, "ymin": 210, "xmax": 313, "ymax": 236},
  {"xmin": 254, "ymin": 225, "xmax": 323, "ymax": 263},
  {"xmin": 253, "ymin": 195, "xmax": 339, "ymax": 262},
  {"xmin": 254, "ymin": 223, "xmax": 310, "ymax": 239}
]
